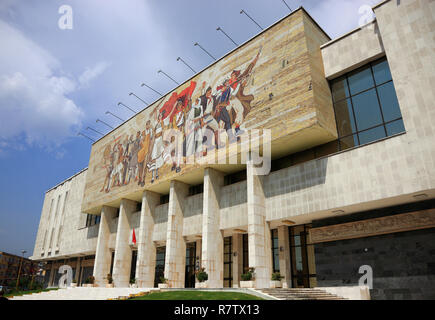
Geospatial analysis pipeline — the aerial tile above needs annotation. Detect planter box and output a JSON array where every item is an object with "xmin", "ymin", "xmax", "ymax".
[
  {"xmin": 129, "ymin": 284, "xmax": 138, "ymax": 288},
  {"xmin": 270, "ymin": 280, "xmax": 282, "ymax": 288},
  {"xmin": 158, "ymin": 283, "xmax": 168, "ymax": 289},
  {"xmin": 195, "ymin": 282, "xmax": 208, "ymax": 289},
  {"xmin": 106, "ymin": 283, "xmax": 114, "ymax": 288},
  {"xmin": 240, "ymin": 281, "xmax": 255, "ymax": 288}
]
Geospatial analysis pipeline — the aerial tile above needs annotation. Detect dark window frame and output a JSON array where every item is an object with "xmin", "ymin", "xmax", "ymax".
[{"xmin": 331, "ymin": 57, "xmax": 405, "ymax": 151}]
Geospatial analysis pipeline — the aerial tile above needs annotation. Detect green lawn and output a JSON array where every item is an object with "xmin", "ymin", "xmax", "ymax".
[
  {"xmin": 130, "ymin": 290, "xmax": 264, "ymax": 300},
  {"xmin": 5, "ymin": 288, "xmax": 59, "ymax": 298}
]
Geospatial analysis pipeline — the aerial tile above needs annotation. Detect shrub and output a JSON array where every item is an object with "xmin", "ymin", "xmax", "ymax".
[
  {"xmin": 241, "ymin": 268, "xmax": 255, "ymax": 281},
  {"xmin": 271, "ymin": 272, "xmax": 283, "ymax": 281},
  {"xmin": 85, "ymin": 276, "xmax": 95, "ymax": 284},
  {"xmin": 195, "ymin": 268, "xmax": 208, "ymax": 283},
  {"xmin": 130, "ymin": 278, "xmax": 136, "ymax": 284},
  {"xmin": 159, "ymin": 277, "xmax": 167, "ymax": 284}
]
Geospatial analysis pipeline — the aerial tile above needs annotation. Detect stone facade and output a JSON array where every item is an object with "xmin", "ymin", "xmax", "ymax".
[{"xmin": 31, "ymin": 1, "xmax": 435, "ymax": 299}]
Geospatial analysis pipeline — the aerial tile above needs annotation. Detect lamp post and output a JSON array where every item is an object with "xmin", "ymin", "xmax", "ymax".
[
  {"xmin": 157, "ymin": 69, "xmax": 179, "ymax": 85},
  {"xmin": 216, "ymin": 26, "xmax": 238, "ymax": 47},
  {"xmin": 105, "ymin": 111, "xmax": 124, "ymax": 122},
  {"xmin": 282, "ymin": 0, "xmax": 292, "ymax": 12},
  {"xmin": 96, "ymin": 119, "xmax": 114, "ymax": 130},
  {"xmin": 129, "ymin": 92, "xmax": 148, "ymax": 106},
  {"xmin": 77, "ymin": 132, "xmax": 96, "ymax": 142},
  {"xmin": 118, "ymin": 102, "xmax": 137, "ymax": 114},
  {"xmin": 141, "ymin": 83, "xmax": 163, "ymax": 97},
  {"xmin": 86, "ymin": 127, "xmax": 104, "ymax": 136},
  {"xmin": 194, "ymin": 42, "xmax": 216, "ymax": 61},
  {"xmin": 15, "ymin": 250, "xmax": 26, "ymax": 291},
  {"xmin": 240, "ymin": 9, "xmax": 263, "ymax": 30},
  {"xmin": 177, "ymin": 57, "xmax": 196, "ymax": 74}
]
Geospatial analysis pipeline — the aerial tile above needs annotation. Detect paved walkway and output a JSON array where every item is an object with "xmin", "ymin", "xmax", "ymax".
[{"xmin": 9, "ymin": 287, "xmax": 158, "ymax": 300}]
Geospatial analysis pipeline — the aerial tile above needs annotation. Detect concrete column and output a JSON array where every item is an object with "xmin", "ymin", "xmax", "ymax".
[
  {"xmin": 48, "ymin": 261, "xmax": 55, "ymax": 286},
  {"xmin": 278, "ymin": 225, "xmax": 292, "ymax": 288},
  {"xmin": 195, "ymin": 239, "xmax": 202, "ymax": 271},
  {"xmin": 201, "ymin": 168, "xmax": 225, "ymax": 288},
  {"xmin": 74, "ymin": 257, "xmax": 81, "ymax": 283},
  {"xmin": 232, "ymin": 233, "xmax": 242, "ymax": 287},
  {"xmin": 136, "ymin": 191, "xmax": 160, "ymax": 288},
  {"xmin": 247, "ymin": 161, "xmax": 272, "ymax": 288},
  {"xmin": 164, "ymin": 180, "xmax": 189, "ymax": 288},
  {"xmin": 112, "ymin": 199, "xmax": 137, "ymax": 287},
  {"xmin": 93, "ymin": 206, "xmax": 117, "ymax": 286}
]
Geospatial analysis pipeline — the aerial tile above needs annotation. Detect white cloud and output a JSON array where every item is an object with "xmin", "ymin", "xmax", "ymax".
[
  {"xmin": 0, "ymin": 19, "xmax": 84, "ymax": 149},
  {"xmin": 78, "ymin": 61, "xmax": 111, "ymax": 88}
]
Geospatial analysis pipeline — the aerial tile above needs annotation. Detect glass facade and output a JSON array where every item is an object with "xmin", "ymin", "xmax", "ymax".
[
  {"xmin": 331, "ymin": 58, "xmax": 405, "ymax": 150},
  {"xmin": 185, "ymin": 242, "xmax": 196, "ymax": 288},
  {"xmin": 271, "ymin": 229, "xmax": 280, "ymax": 273},
  {"xmin": 223, "ymin": 237, "xmax": 233, "ymax": 288},
  {"xmin": 154, "ymin": 246, "xmax": 166, "ymax": 287}
]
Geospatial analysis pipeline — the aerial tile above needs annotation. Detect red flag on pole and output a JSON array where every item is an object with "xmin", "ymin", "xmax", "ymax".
[{"xmin": 132, "ymin": 229, "xmax": 137, "ymax": 245}]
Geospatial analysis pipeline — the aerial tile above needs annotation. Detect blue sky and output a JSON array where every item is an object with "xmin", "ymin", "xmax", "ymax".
[{"xmin": 0, "ymin": 0, "xmax": 377, "ymax": 257}]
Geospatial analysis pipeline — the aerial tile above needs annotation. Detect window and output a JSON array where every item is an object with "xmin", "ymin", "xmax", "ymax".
[
  {"xmin": 331, "ymin": 58, "xmax": 405, "ymax": 150},
  {"xmin": 188, "ymin": 184, "xmax": 203, "ymax": 196},
  {"xmin": 271, "ymin": 229, "xmax": 280, "ymax": 273},
  {"xmin": 224, "ymin": 170, "xmax": 246, "ymax": 186},
  {"xmin": 85, "ymin": 214, "xmax": 100, "ymax": 227},
  {"xmin": 160, "ymin": 194, "xmax": 169, "ymax": 205}
]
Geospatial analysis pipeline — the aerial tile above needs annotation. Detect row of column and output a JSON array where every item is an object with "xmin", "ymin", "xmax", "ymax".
[{"xmin": 93, "ymin": 164, "xmax": 292, "ymax": 288}]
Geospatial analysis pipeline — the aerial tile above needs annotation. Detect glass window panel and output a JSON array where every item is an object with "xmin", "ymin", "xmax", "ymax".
[
  {"xmin": 372, "ymin": 59, "xmax": 392, "ymax": 85},
  {"xmin": 358, "ymin": 126, "xmax": 386, "ymax": 145},
  {"xmin": 340, "ymin": 134, "xmax": 358, "ymax": 150},
  {"xmin": 386, "ymin": 119, "xmax": 405, "ymax": 136},
  {"xmin": 293, "ymin": 235, "xmax": 301, "ymax": 246},
  {"xmin": 352, "ymin": 89, "xmax": 383, "ymax": 131},
  {"xmin": 334, "ymin": 99, "xmax": 357, "ymax": 136},
  {"xmin": 224, "ymin": 264, "xmax": 230, "ymax": 277},
  {"xmin": 274, "ymin": 254, "xmax": 280, "ymax": 272},
  {"xmin": 377, "ymin": 82, "xmax": 402, "ymax": 122},
  {"xmin": 331, "ymin": 76, "xmax": 350, "ymax": 102},
  {"xmin": 348, "ymin": 66, "xmax": 375, "ymax": 95}
]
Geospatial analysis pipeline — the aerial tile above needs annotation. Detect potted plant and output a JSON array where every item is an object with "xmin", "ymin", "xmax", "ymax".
[
  {"xmin": 71, "ymin": 279, "xmax": 77, "ymax": 288},
  {"xmin": 106, "ymin": 274, "xmax": 114, "ymax": 288},
  {"xmin": 240, "ymin": 268, "xmax": 255, "ymax": 288},
  {"xmin": 270, "ymin": 272, "xmax": 283, "ymax": 288},
  {"xmin": 158, "ymin": 277, "xmax": 168, "ymax": 289},
  {"xmin": 84, "ymin": 276, "xmax": 95, "ymax": 287},
  {"xmin": 129, "ymin": 278, "xmax": 137, "ymax": 288},
  {"xmin": 195, "ymin": 268, "xmax": 208, "ymax": 288}
]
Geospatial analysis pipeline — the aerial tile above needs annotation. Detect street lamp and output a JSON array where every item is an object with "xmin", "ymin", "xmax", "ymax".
[
  {"xmin": 105, "ymin": 111, "xmax": 124, "ymax": 122},
  {"xmin": 141, "ymin": 83, "xmax": 163, "ymax": 97},
  {"xmin": 176, "ymin": 57, "xmax": 196, "ymax": 74},
  {"xmin": 118, "ymin": 102, "xmax": 137, "ymax": 114},
  {"xmin": 216, "ymin": 26, "xmax": 238, "ymax": 47},
  {"xmin": 157, "ymin": 69, "xmax": 179, "ymax": 85},
  {"xmin": 15, "ymin": 250, "xmax": 27, "ymax": 291},
  {"xmin": 129, "ymin": 92, "xmax": 148, "ymax": 106},
  {"xmin": 240, "ymin": 9, "xmax": 263, "ymax": 30},
  {"xmin": 194, "ymin": 42, "xmax": 216, "ymax": 61}
]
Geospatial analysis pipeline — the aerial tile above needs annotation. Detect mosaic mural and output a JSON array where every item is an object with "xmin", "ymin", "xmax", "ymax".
[{"xmin": 100, "ymin": 50, "xmax": 261, "ymax": 193}]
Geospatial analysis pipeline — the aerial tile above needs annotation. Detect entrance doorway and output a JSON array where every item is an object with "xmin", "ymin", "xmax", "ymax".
[
  {"xmin": 288, "ymin": 224, "xmax": 317, "ymax": 288},
  {"xmin": 130, "ymin": 250, "xmax": 137, "ymax": 282},
  {"xmin": 185, "ymin": 242, "xmax": 197, "ymax": 288},
  {"xmin": 154, "ymin": 247, "xmax": 166, "ymax": 287},
  {"xmin": 224, "ymin": 236, "xmax": 233, "ymax": 288}
]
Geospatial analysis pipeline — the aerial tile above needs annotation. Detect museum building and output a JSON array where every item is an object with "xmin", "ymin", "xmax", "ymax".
[{"xmin": 31, "ymin": 0, "xmax": 435, "ymax": 299}]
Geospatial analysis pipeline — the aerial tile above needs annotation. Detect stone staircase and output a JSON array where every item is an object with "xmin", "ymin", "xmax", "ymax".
[
  {"xmin": 258, "ymin": 288, "xmax": 347, "ymax": 300},
  {"xmin": 9, "ymin": 287, "xmax": 158, "ymax": 300}
]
